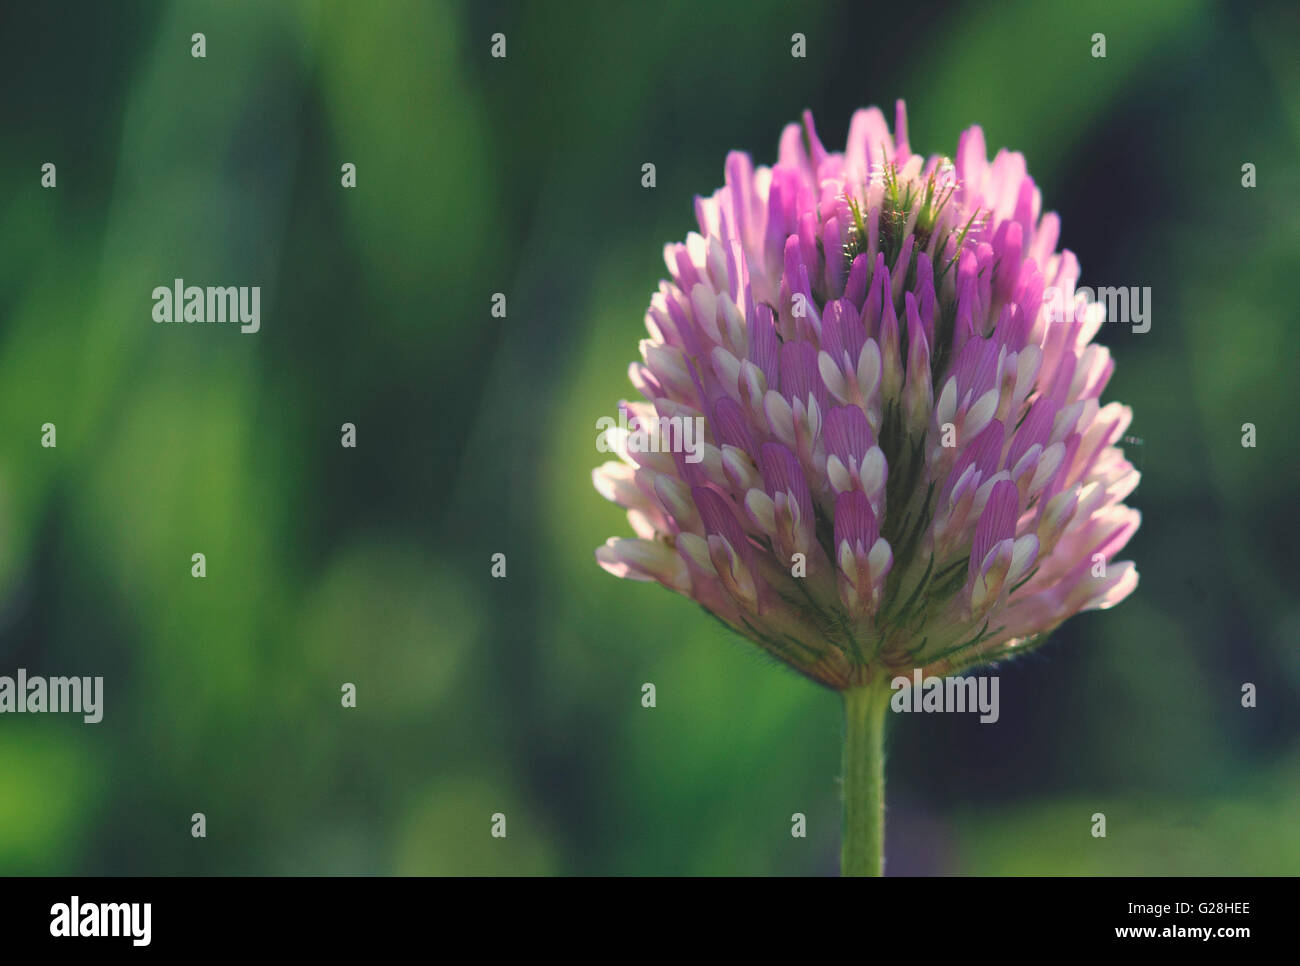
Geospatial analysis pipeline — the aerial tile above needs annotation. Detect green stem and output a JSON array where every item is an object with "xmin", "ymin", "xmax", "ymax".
[{"xmin": 841, "ymin": 683, "xmax": 890, "ymax": 876}]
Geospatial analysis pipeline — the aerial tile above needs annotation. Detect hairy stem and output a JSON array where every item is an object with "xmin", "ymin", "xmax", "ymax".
[{"xmin": 841, "ymin": 682, "xmax": 890, "ymax": 876}]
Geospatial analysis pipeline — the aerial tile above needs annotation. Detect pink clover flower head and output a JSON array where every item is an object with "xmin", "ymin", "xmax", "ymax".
[{"xmin": 594, "ymin": 103, "xmax": 1139, "ymax": 690}]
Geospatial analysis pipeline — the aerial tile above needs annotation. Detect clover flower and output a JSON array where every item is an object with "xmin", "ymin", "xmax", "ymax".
[{"xmin": 593, "ymin": 103, "xmax": 1139, "ymax": 874}]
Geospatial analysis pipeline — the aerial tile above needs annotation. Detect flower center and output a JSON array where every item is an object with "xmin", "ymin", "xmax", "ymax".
[{"xmin": 843, "ymin": 159, "xmax": 977, "ymax": 291}]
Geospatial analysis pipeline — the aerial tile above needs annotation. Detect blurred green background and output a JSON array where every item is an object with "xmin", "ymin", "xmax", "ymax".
[{"xmin": 1, "ymin": 0, "xmax": 1297, "ymax": 875}]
